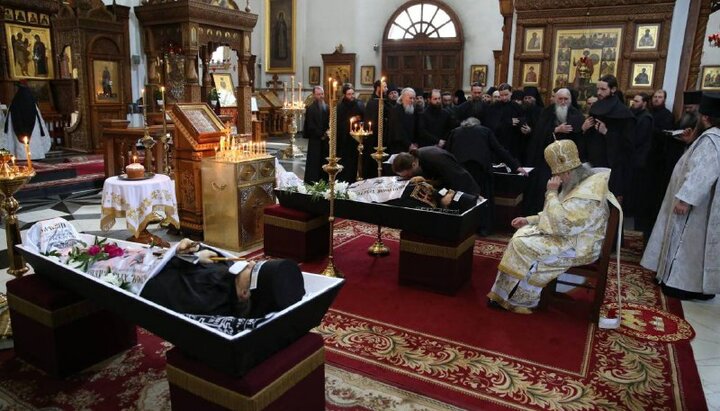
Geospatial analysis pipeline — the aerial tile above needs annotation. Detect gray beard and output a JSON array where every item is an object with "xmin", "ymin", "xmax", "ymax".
[
  {"xmin": 403, "ymin": 103, "xmax": 415, "ymax": 115},
  {"xmin": 559, "ymin": 164, "xmax": 593, "ymax": 200},
  {"xmin": 319, "ymin": 101, "xmax": 327, "ymax": 111},
  {"xmin": 555, "ymin": 104, "xmax": 569, "ymax": 124}
]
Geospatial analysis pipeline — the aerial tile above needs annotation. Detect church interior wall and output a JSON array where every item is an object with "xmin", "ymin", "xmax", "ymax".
[
  {"xmin": 101, "ymin": 0, "xmax": 716, "ymax": 105},
  {"xmin": 701, "ymin": 8, "xmax": 720, "ymax": 73}
]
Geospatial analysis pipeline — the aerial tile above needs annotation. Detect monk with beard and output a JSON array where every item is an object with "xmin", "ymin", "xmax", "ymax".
[
  {"xmin": 388, "ymin": 87, "xmax": 419, "ymax": 154},
  {"xmin": 523, "ymin": 88, "xmax": 584, "ymax": 214}
]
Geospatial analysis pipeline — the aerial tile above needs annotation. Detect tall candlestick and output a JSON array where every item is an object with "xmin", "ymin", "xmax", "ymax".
[
  {"xmin": 298, "ymin": 82, "xmax": 302, "ymax": 106},
  {"xmin": 160, "ymin": 86, "xmax": 165, "ymax": 104},
  {"xmin": 377, "ymin": 77, "xmax": 385, "ymax": 150},
  {"xmin": 284, "ymin": 82, "xmax": 287, "ymax": 106}
]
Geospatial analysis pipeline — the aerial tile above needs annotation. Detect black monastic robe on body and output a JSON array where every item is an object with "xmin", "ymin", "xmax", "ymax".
[
  {"xmin": 415, "ymin": 146, "xmax": 481, "ymax": 195},
  {"xmin": 417, "ymin": 104, "xmax": 454, "ymax": 147},
  {"xmin": 578, "ymin": 95, "xmax": 635, "ymax": 197},
  {"xmin": 336, "ymin": 98, "xmax": 365, "ymax": 183},
  {"xmin": 303, "ymin": 100, "xmax": 329, "ymax": 183},
  {"xmin": 484, "ymin": 101, "xmax": 526, "ymax": 163},
  {"xmin": 522, "ymin": 104, "xmax": 584, "ymax": 215},
  {"xmin": 388, "ymin": 104, "xmax": 418, "ymax": 155}
]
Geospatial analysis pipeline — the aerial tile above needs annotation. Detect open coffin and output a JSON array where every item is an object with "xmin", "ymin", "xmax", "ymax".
[
  {"xmin": 275, "ymin": 189, "xmax": 486, "ymax": 242},
  {"xmin": 17, "ymin": 235, "xmax": 343, "ymax": 376}
]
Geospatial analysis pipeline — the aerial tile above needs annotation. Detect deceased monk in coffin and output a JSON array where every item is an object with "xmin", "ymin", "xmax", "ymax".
[{"xmin": 25, "ymin": 218, "xmax": 306, "ymax": 334}]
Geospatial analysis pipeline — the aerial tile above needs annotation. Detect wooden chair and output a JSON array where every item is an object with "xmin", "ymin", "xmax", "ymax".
[{"xmin": 540, "ymin": 202, "xmax": 620, "ymax": 322}]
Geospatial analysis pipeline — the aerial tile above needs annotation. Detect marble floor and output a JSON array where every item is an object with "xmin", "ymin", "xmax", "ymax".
[{"xmin": 1, "ymin": 137, "xmax": 719, "ymax": 409}]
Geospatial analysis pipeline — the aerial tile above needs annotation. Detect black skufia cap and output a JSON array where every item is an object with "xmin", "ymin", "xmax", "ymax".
[
  {"xmin": 249, "ymin": 259, "xmax": 305, "ymax": 318},
  {"xmin": 684, "ymin": 90, "xmax": 702, "ymax": 105},
  {"xmin": 699, "ymin": 92, "xmax": 720, "ymax": 117}
]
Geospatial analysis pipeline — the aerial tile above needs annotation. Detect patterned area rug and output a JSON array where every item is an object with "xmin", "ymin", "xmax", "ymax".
[
  {"xmin": 0, "ymin": 220, "xmax": 705, "ymax": 410},
  {"xmin": 301, "ymin": 220, "xmax": 705, "ymax": 411}
]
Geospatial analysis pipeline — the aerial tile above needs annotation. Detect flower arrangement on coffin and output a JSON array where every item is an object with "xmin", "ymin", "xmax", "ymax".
[
  {"xmin": 44, "ymin": 236, "xmax": 133, "ymax": 291},
  {"xmin": 287, "ymin": 180, "xmax": 357, "ymax": 201}
]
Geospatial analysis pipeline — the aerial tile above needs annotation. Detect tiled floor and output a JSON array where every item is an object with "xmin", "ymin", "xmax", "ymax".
[{"xmin": 0, "ymin": 137, "xmax": 718, "ymax": 409}]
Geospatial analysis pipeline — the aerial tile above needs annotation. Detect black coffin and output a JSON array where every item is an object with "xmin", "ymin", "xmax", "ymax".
[
  {"xmin": 275, "ymin": 189, "xmax": 485, "ymax": 242},
  {"xmin": 17, "ymin": 244, "xmax": 343, "ymax": 376}
]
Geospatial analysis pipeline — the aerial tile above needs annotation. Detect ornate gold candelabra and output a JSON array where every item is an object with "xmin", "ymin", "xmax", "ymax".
[
  {"xmin": 368, "ymin": 78, "xmax": 390, "ymax": 256},
  {"xmin": 280, "ymin": 105, "xmax": 306, "ymax": 159},
  {"xmin": 0, "ymin": 150, "xmax": 35, "ymax": 277},
  {"xmin": 349, "ymin": 121, "xmax": 371, "ymax": 181},
  {"xmin": 322, "ymin": 81, "xmax": 343, "ymax": 278}
]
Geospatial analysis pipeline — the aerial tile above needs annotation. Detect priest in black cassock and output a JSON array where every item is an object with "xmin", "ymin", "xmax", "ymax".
[
  {"xmin": 578, "ymin": 75, "xmax": 635, "ymax": 199},
  {"xmin": 484, "ymin": 83, "xmax": 526, "ymax": 162},
  {"xmin": 523, "ymin": 88, "xmax": 584, "ymax": 215},
  {"xmin": 391, "ymin": 146, "xmax": 481, "ymax": 196},
  {"xmin": 645, "ymin": 89, "xmax": 679, "ymax": 242},
  {"xmin": 303, "ymin": 86, "xmax": 329, "ymax": 183},
  {"xmin": 454, "ymin": 82, "xmax": 486, "ymax": 123},
  {"xmin": 628, "ymin": 92, "xmax": 654, "ymax": 234},
  {"xmin": 336, "ymin": 84, "xmax": 364, "ymax": 182},
  {"xmin": 445, "ymin": 117, "xmax": 525, "ymax": 233},
  {"xmin": 363, "ymin": 80, "xmax": 389, "ymax": 178},
  {"xmin": 417, "ymin": 89, "xmax": 454, "ymax": 147},
  {"xmin": 387, "ymin": 87, "xmax": 418, "ymax": 154}
]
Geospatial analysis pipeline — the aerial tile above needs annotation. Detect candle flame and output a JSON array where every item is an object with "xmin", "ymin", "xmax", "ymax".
[{"xmin": 23, "ymin": 136, "xmax": 28, "ymax": 144}]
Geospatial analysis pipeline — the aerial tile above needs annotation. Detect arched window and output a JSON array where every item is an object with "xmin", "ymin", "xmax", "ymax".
[{"xmin": 383, "ymin": 0, "xmax": 463, "ymax": 91}]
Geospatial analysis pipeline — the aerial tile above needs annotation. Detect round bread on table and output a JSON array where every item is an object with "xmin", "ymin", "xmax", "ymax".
[{"xmin": 125, "ymin": 163, "xmax": 145, "ymax": 179}]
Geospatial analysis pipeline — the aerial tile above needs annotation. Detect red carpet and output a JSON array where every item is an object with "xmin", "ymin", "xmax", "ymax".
[
  {"xmin": 0, "ymin": 328, "xmax": 171, "ymax": 410},
  {"xmin": 301, "ymin": 220, "xmax": 707, "ymax": 410}
]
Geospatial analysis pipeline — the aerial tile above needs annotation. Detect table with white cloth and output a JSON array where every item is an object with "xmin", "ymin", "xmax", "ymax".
[{"xmin": 101, "ymin": 173, "xmax": 180, "ymax": 246}]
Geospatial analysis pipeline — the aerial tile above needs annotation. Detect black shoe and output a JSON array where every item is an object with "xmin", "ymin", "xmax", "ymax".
[
  {"xmin": 694, "ymin": 293, "xmax": 715, "ymax": 301},
  {"xmin": 487, "ymin": 299, "xmax": 503, "ymax": 309}
]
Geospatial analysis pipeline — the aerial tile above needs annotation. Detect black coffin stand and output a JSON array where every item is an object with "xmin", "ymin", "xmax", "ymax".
[{"xmin": 17, "ymin": 245, "xmax": 344, "ymax": 377}]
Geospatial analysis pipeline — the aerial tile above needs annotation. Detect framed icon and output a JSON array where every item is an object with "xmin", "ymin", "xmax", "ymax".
[
  {"xmin": 631, "ymin": 62, "xmax": 655, "ymax": 88},
  {"xmin": 360, "ymin": 65, "xmax": 375, "ymax": 86},
  {"xmin": 4, "ymin": 8, "xmax": 14, "ymax": 21},
  {"xmin": 308, "ymin": 66, "xmax": 320, "ymax": 85},
  {"xmin": 211, "ymin": 73, "xmax": 237, "ymax": 107},
  {"xmin": 522, "ymin": 63, "xmax": 540, "ymax": 85},
  {"xmin": 701, "ymin": 66, "xmax": 720, "ymax": 91},
  {"xmin": 469, "ymin": 65, "xmax": 488, "ymax": 86},
  {"xmin": 635, "ymin": 24, "xmax": 660, "ymax": 51},
  {"xmin": 265, "ymin": 0, "xmax": 295, "ymax": 73},
  {"xmin": 92, "ymin": 60, "xmax": 120, "ymax": 103},
  {"xmin": 5, "ymin": 23, "xmax": 54, "ymax": 79},
  {"xmin": 524, "ymin": 28, "xmax": 544, "ymax": 52}
]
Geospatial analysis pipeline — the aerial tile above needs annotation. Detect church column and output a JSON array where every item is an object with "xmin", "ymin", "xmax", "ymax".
[
  {"xmin": 497, "ymin": 0, "xmax": 514, "ymax": 84},
  {"xmin": 236, "ymin": 32, "xmax": 252, "ymax": 135},
  {"xmin": 200, "ymin": 45, "xmax": 212, "ymax": 102}
]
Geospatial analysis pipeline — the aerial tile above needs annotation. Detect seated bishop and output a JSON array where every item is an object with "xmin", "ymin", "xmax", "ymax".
[{"xmin": 487, "ymin": 139, "xmax": 619, "ymax": 313}]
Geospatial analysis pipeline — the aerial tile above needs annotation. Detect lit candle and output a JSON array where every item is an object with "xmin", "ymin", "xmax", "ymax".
[
  {"xmin": 350, "ymin": 118, "xmax": 355, "ymax": 132},
  {"xmin": 298, "ymin": 82, "xmax": 302, "ymax": 106},
  {"xmin": 10, "ymin": 155, "xmax": 15, "ymax": 168},
  {"xmin": 290, "ymin": 76, "xmax": 295, "ymax": 107},
  {"xmin": 284, "ymin": 82, "xmax": 287, "ymax": 106},
  {"xmin": 23, "ymin": 136, "xmax": 32, "ymax": 170},
  {"xmin": 369, "ymin": 121, "xmax": 372, "ymax": 133},
  {"xmin": 132, "ymin": 154, "xmax": 138, "ymax": 164},
  {"xmin": 160, "ymin": 86, "xmax": 166, "ymax": 107}
]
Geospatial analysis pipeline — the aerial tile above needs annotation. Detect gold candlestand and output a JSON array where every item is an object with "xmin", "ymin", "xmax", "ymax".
[
  {"xmin": 349, "ymin": 126, "xmax": 371, "ymax": 181},
  {"xmin": 368, "ymin": 79, "xmax": 390, "ymax": 256},
  {"xmin": 280, "ymin": 106, "xmax": 306, "ymax": 159},
  {"xmin": 0, "ymin": 151, "xmax": 35, "ymax": 277},
  {"xmin": 322, "ymin": 81, "xmax": 343, "ymax": 278}
]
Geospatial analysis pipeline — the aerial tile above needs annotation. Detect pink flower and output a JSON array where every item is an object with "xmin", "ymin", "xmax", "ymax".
[
  {"xmin": 103, "ymin": 244, "xmax": 124, "ymax": 258},
  {"xmin": 87, "ymin": 245, "xmax": 101, "ymax": 256}
]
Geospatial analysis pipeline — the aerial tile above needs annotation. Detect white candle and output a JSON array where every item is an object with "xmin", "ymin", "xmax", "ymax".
[{"xmin": 23, "ymin": 136, "xmax": 32, "ymax": 169}]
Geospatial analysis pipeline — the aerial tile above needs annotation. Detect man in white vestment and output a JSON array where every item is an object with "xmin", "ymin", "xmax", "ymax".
[
  {"xmin": 2, "ymin": 82, "xmax": 52, "ymax": 159},
  {"xmin": 487, "ymin": 139, "xmax": 618, "ymax": 313},
  {"xmin": 641, "ymin": 92, "xmax": 720, "ymax": 300}
]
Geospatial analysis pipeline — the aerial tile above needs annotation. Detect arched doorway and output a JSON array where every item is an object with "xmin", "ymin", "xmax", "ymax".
[{"xmin": 382, "ymin": 0, "xmax": 463, "ymax": 92}]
